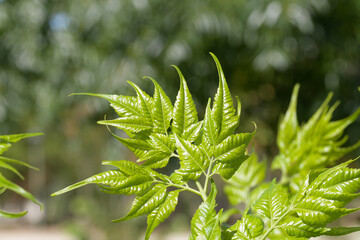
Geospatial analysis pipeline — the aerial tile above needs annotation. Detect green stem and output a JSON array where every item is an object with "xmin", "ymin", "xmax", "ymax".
[
  {"xmin": 203, "ymin": 160, "xmax": 213, "ymax": 195},
  {"xmin": 171, "ymin": 153, "xmax": 180, "ymax": 158},
  {"xmin": 170, "ymin": 182, "xmax": 205, "ymax": 201}
]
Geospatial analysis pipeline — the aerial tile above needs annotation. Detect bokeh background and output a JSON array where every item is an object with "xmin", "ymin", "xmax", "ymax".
[{"xmin": 0, "ymin": 0, "xmax": 360, "ymax": 239}]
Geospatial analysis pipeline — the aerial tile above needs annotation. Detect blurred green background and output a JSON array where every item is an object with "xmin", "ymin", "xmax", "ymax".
[{"xmin": 0, "ymin": 0, "xmax": 360, "ymax": 239}]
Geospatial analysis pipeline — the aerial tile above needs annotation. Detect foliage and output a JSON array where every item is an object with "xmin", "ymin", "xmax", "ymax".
[
  {"xmin": 0, "ymin": 133, "xmax": 43, "ymax": 218},
  {"xmin": 2, "ymin": 2, "xmax": 360, "ymax": 233},
  {"xmin": 53, "ymin": 54, "xmax": 360, "ymax": 239},
  {"xmin": 273, "ymin": 84, "xmax": 360, "ymax": 192}
]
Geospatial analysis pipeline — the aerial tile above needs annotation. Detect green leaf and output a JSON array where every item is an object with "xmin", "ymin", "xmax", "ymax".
[
  {"xmin": 292, "ymin": 161, "xmax": 360, "ymax": 227},
  {"xmin": 145, "ymin": 190, "xmax": 179, "ymax": 240},
  {"xmin": 225, "ymin": 154, "xmax": 266, "ymax": 206},
  {"xmin": 102, "ymin": 160, "xmax": 141, "ymax": 175},
  {"xmin": 171, "ymin": 66, "xmax": 198, "ymax": 137},
  {"xmin": 112, "ymin": 135, "xmax": 152, "ymax": 158},
  {"xmin": 190, "ymin": 181, "xmax": 221, "ymax": 240},
  {"xmin": 0, "ymin": 173, "xmax": 43, "ymax": 210},
  {"xmin": 253, "ymin": 180, "xmax": 289, "ymax": 225},
  {"xmin": 232, "ymin": 213, "xmax": 264, "ymax": 239},
  {"xmin": 113, "ymin": 184, "xmax": 168, "ymax": 222},
  {"xmin": 277, "ymin": 84, "xmax": 299, "ymax": 152},
  {"xmin": 212, "ymin": 130, "xmax": 255, "ymax": 180},
  {"xmin": 0, "ymin": 133, "xmax": 43, "ymax": 218},
  {"xmin": 281, "ymin": 217, "xmax": 329, "ymax": 238},
  {"xmin": 210, "ymin": 53, "xmax": 239, "ymax": 142},
  {"xmin": 148, "ymin": 133, "xmax": 175, "ymax": 154},
  {"xmin": 98, "ymin": 117, "xmax": 152, "ymax": 133},
  {"xmin": 273, "ymin": 85, "xmax": 360, "ymax": 191},
  {"xmin": 182, "ymin": 121, "xmax": 203, "ymax": 142},
  {"xmin": 148, "ymin": 77, "xmax": 173, "ymax": 134},
  {"xmin": 51, "ymin": 170, "xmax": 127, "ymax": 196},
  {"xmin": 202, "ymin": 99, "xmax": 219, "ymax": 146},
  {"xmin": 0, "ymin": 133, "xmax": 43, "ymax": 154},
  {"xmin": 214, "ymin": 132, "xmax": 254, "ymax": 163},
  {"xmin": 212, "ymin": 154, "xmax": 249, "ymax": 180},
  {"xmin": 140, "ymin": 150, "xmax": 172, "ymax": 169},
  {"xmin": 102, "ymin": 160, "xmax": 156, "ymax": 177},
  {"xmin": 128, "ymin": 81, "xmax": 155, "ymax": 126},
  {"xmin": 0, "ymin": 159, "xmax": 24, "ymax": 179},
  {"xmin": 174, "ymin": 134, "xmax": 208, "ymax": 180},
  {"xmin": 0, "ymin": 132, "xmax": 43, "ymax": 143},
  {"xmin": 70, "ymin": 93, "xmax": 140, "ymax": 118},
  {"xmin": 0, "ymin": 156, "xmax": 38, "ymax": 171},
  {"xmin": 0, "ymin": 209, "xmax": 28, "ymax": 218},
  {"xmin": 324, "ymin": 227, "xmax": 360, "ymax": 236}
]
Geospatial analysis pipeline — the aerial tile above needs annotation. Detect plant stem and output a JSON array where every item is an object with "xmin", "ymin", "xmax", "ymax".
[
  {"xmin": 171, "ymin": 182, "xmax": 205, "ymax": 201},
  {"xmin": 203, "ymin": 158, "xmax": 214, "ymax": 195}
]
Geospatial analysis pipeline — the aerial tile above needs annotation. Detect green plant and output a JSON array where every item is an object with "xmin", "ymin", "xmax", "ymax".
[
  {"xmin": 0, "ymin": 133, "xmax": 43, "ymax": 218},
  {"xmin": 53, "ymin": 54, "xmax": 360, "ymax": 239}
]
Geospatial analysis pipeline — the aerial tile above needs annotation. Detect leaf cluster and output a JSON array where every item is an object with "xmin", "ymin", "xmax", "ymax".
[
  {"xmin": 53, "ymin": 54, "xmax": 360, "ymax": 240},
  {"xmin": 53, "ymin": 53, "xmax": 254, "ymax": 239},
  {"xmin": 0, "ymin": 133, "xmax": 43, "ymax": 218}
]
